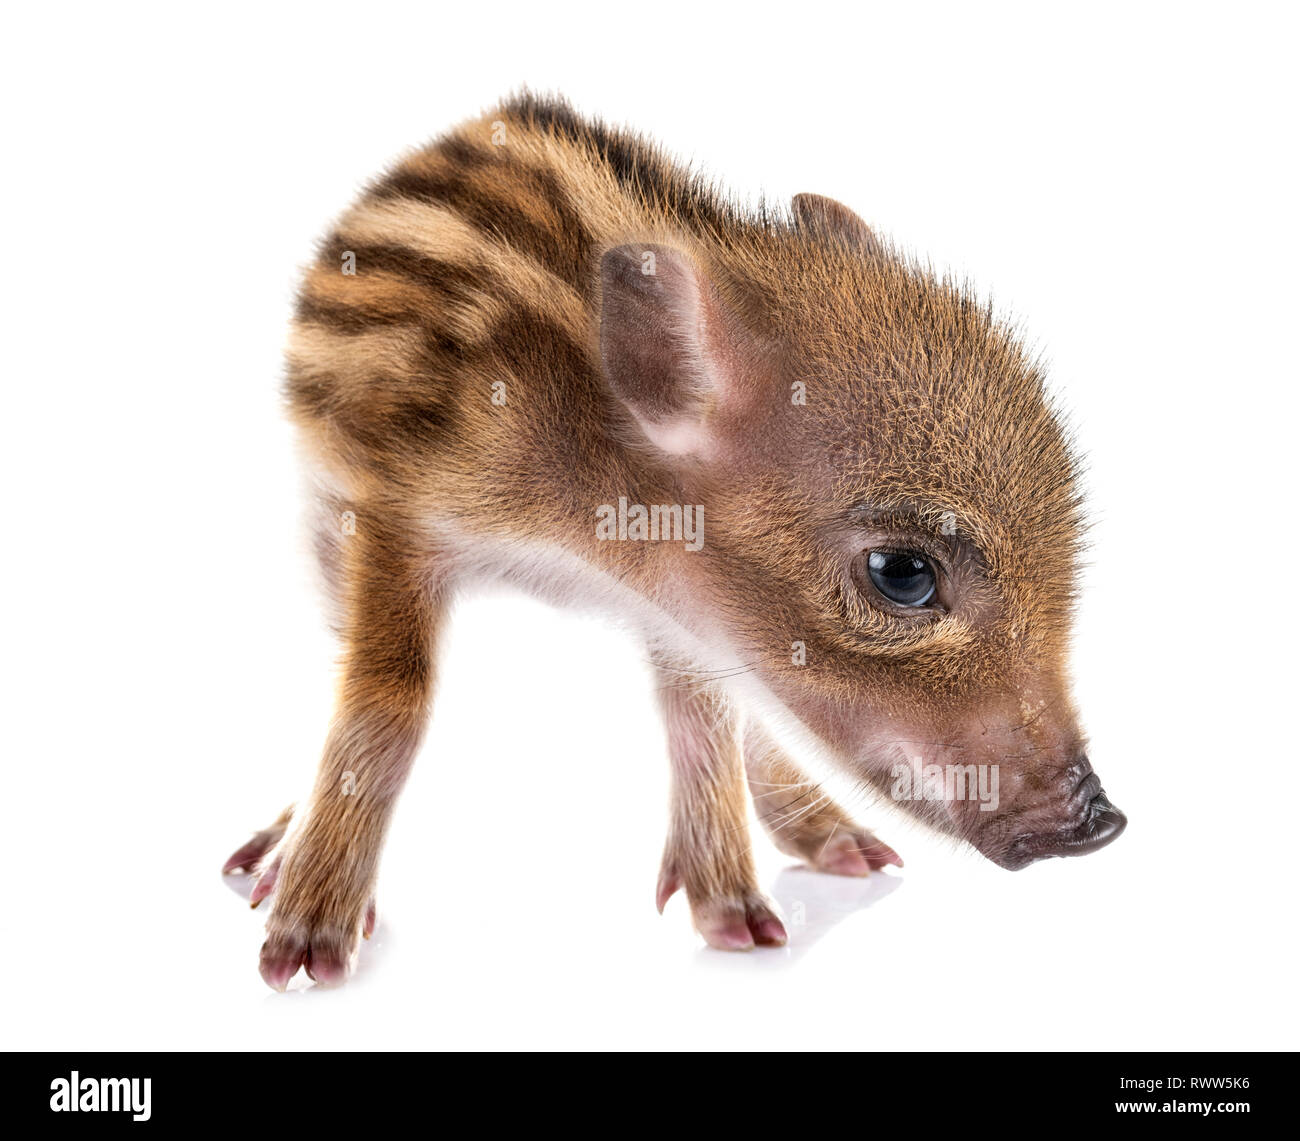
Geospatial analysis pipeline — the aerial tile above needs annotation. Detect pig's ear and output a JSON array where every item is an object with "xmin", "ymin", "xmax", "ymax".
[
  {"xmin": 598, "ymin": 243, "xmax": 747, "ymax": 458},
  {"xmin": 792, "ymin": 192, "xmax": 880, "ymax": 253}
]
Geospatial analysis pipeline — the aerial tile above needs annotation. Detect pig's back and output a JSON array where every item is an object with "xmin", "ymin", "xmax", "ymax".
[{"xmin": 282, "ymin": 94, "xmax": 735, "ymax": 509}]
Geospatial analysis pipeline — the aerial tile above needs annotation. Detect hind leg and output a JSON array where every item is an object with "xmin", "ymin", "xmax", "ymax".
[
  {"xmin": 236, "ymin": 510, "xmax": 447, "ymax": 989},
  {"xmin": 745, "ymin": 723, "xmax": 902, "ymax": 875}
]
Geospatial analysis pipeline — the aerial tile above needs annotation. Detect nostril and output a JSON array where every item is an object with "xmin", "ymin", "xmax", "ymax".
[{"xmin": 1082, "ymin": 793, "xmax": 1126, "ymax": 845}]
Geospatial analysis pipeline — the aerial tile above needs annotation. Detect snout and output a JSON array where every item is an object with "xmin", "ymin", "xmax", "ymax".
[
  {"xmin": 990, "ymin": 765, "xmax": 1127, "ymax": 871},
  {"xmin": 999, "ymin": 789, "xmax": 1127, "ymax": 869}
]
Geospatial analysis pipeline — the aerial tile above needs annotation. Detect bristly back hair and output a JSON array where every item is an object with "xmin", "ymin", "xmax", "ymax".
[{"xmin": 499, "ymin": 88, "xmax": 786, "ymax": 238}]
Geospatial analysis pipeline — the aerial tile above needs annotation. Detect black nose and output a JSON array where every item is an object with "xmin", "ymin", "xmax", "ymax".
[
  {"xmin": 1072, "ymin": 789, "xmax": 1128, "ymax": 853},
  {"xmin": 999, "ymin": 788, "xmax": 1128, "ymax": 868}
]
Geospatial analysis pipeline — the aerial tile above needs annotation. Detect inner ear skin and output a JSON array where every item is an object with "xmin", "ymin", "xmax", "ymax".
[
  {"xmin": 599, "ymin": 243, "xmax": 706, "ymax": 424},
  {"xmin": 597, "ymin": 242, "xmax": 782, "ymax": 462}
]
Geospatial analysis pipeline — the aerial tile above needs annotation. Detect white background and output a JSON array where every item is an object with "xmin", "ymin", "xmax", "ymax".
[{"xmin": 3, "ymin": 1, "xmax": 1297, "ymax": 1051}]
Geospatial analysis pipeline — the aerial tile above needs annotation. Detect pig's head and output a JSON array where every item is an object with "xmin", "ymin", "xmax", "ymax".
[{"xmin": 598, "ymin": 193, "xmax": 1125, "ymax": 869}]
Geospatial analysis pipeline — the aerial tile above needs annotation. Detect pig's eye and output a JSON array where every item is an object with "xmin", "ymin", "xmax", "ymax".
[{"xmin": 864, "ymin": 550, "xmax": 937, "ymax": 607}]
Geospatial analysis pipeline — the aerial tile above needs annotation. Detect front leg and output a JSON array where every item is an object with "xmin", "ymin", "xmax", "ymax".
[
  {"xmin": 653, "ymin": 658, "xmax": 786, "ymax": 950},
  {"xmin": 254, "ymin": 518, "xmax": 446, "ymax": 989},
  {"xmin": 745, "ymin": 722, "xmax": 903, "ymax": 875}
]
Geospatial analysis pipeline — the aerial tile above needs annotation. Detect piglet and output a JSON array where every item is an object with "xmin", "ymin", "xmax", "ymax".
[{"xmin": 224, "ymin": 93, "xmax": 1126, "ymax": 989}]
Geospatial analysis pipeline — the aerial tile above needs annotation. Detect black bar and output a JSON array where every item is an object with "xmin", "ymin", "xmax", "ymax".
[{"xmin": 5, "ymin": 1051, "xmax": 1292, "ymax": 1130}]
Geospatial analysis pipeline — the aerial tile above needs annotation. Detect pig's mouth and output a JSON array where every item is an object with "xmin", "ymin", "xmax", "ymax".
[{"xmin": 987, "ymin": 771, "xmax": 1128, "ymax": 871}]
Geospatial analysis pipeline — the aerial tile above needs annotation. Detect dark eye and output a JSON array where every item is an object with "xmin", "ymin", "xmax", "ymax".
[{"xmin": 865, "ymin": 550, "xmax": 937, "ymax": 607}]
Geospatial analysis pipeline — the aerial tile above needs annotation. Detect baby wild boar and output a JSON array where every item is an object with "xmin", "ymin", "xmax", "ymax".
[{"xmin": 223, "ymin": 93, "xmax": 1126, "ymax": 989}]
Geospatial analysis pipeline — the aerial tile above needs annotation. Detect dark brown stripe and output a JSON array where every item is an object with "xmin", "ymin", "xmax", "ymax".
[
  {"xmin": 520, "ymin": 162, "xmax": 591, "ymax": 289},
  {"xmin": 370, "ymin": 154, "xmax": 581, "ymax": 285},
  {"xmin": 295, "ymin": 294, "xmax": 411, "ymax": 333},
  {"xmin": 459, "ymin": 303, "xmax": 594, "ymax": 397},
  {"xmin": 303, "ymin": 237, "xmax": 492, "ymax": 356},
  {"xmin": 502, "ymin": 91, "xmax": 736, "ymax": 232},
  {"xmin": 287, "ymin": 345, "xmax": 461, "ymax": 467}
]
